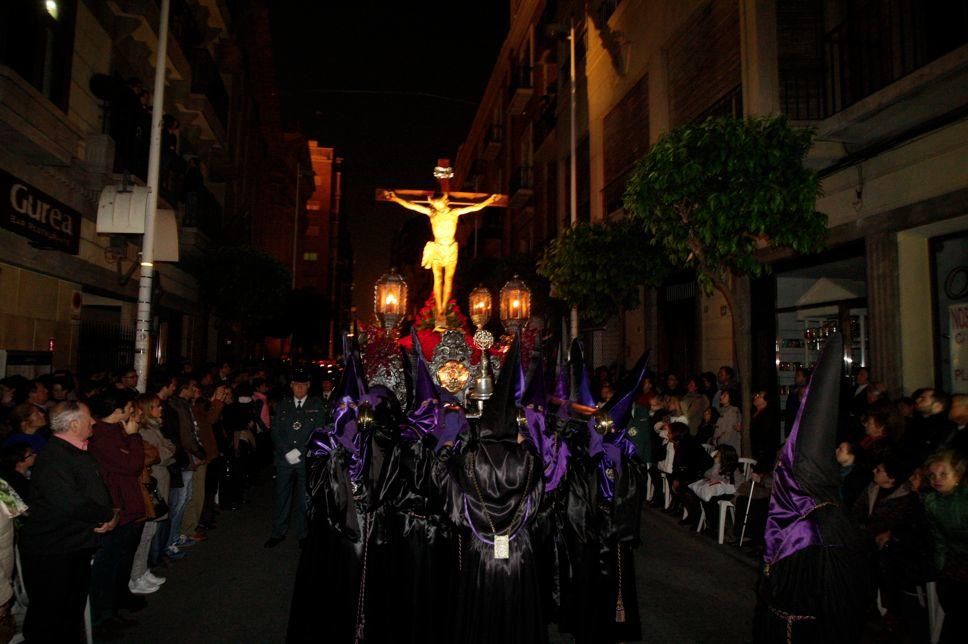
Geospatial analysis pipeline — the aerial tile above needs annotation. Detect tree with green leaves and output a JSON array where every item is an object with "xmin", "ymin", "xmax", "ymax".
[
  {"xmin": 537, "ymin": 218, "xmax": 670, "ymax": 325},
  {"xmin": 624, "ymin": 115, "xmax": 826, "ymax": 454}
]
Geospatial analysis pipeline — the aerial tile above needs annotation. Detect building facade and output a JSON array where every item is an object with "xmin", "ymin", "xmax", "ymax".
[
  {"xmin": 455, "ymin": 0, "xmax": 968, "ymax": 407},
  {"xmin": 0, "ymin": 0, "xmax": 316, "ymax": 375}
]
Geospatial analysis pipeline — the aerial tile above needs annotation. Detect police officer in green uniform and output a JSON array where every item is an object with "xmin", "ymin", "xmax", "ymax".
[{"xmin": 265, "ymin": 368, "xmax": 326, "ymax": 548}]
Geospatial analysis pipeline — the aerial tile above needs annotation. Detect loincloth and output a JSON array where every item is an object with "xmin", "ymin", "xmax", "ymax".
[{"xmin": 421, "ymin": 240, "xmax": 458, "ymax": 269}]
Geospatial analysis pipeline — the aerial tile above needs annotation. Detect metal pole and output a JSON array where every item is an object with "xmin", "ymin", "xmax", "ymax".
[
  {"xmin": 292, "ymin": 162, "xmax": 300, "ymax": 289},
  {"xmin": 569, "ymin": 19, "xmax": 579, "ymax": 341},
  {"xmin": 135, "ymin": 0, "xmax": 170, "ymax": 393}
]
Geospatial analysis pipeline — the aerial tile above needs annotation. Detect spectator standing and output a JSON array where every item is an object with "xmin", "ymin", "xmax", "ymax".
[
  {"xmin": 680, "ymin": 376, "xmax": 709, "ymax": 436},
  {"xmin": 713, "ymin": 389, "xmax": 742, "ymax": 454},
  {"xmin": 88, "ymin": 389, "xmax": 147, "ymax": 634},
  {"xmin": 923, "ymin": 451, "xmax": 968, "ymax": 643},
  {"xmin": 696, "ymin": 407, "xmax": 719, "ymax": 445},
  {"xmin": 942, "ymin": 394, "xmax": 968, "ymax": 458},
  {"xmin": 1, "ymin": 403, "xmax": 48, "ymax": 453},
  {"xmin": 130, "ymin": 394, "xmax": 174, "ymax": 593},
  {"xmin": 749, "ymin": 390, "xmax": 776, "ymax": 465},
  {"xmin": 900, "ymin": 389, "xmax": 950, "ymax": 469},
  {"xmin": 712, "ymin": 366, "xmax": 737, "ymax": 411},
  {"xmin": 166, "ymin": 377, "xmax": 205, "ymax": 557},
  {"xmin": 784, "ymin": 367, "xmax": 809, "ymax": 430},
  {"xmin": 265, "ymin": 369, "xmax": 325, "ymax": 548},
  {"xmin": 0, "ymin": 444, "xmax": 34, "ymax": 500},
  {"xmin": 836, "ymin": 441, "xmax": 870, "ymax": 507},
  {"xmin": 20, "ymin": 401, "xmax": 118, "ymax": 642}
]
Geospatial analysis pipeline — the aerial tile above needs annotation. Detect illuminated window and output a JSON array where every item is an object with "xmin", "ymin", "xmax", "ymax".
[{"xmin": 303, "ymin": 252, "xmax": 318, "ymax": 261}]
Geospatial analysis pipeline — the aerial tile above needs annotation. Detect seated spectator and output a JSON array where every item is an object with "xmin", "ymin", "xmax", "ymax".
[
  {"xmin": 20, "ymin": 401, "xmax": 118, "ymax": 642},
  {"xmin": 836, "ymin": 441, "xmax": 870, "ymax": 508},
  {"xmin": 2, "ymin": 402, "xmax": 49, "ymax": 453},
  {"xmin": 733, "ymin": 456, "xmax": 775, "ymax": 548},
  {"xmin": 634, "ymin": 374, "xmax": 657, "ymax": 408},
  {"xmin": 923, "ymin": 450, "xmax": 968, "ymax": 643},
  {"xmin": 696, "ymin": 407, "xmax": 719, "ymax": 446},
  {"xmin": 666, "ymin": 422, "xmax": 713, "ymax": 515},
  {"xmin": 851, "ymin": 454, "xmax": 930, "ymax": 628},
  {"xmin": 682, "ymin": 444, "xmax": 739, "ymax": 532},
  {"xmin": 0, "ymin": 444, "xmax": 34, "ymax": 500}
]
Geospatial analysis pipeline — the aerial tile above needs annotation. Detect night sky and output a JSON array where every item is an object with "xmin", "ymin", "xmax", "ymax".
[{"xmin": 270, "ymin": 2, "xmax": 510, "ymax": 316}]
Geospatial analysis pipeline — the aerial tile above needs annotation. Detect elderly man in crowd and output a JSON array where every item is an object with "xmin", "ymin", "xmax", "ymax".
[{"xmin": 19, "ymin": 401, "xmax": 118, "ymax": 643}]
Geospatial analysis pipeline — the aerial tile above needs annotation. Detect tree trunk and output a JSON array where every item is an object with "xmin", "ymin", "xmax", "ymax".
[{"xmin": 716, "ymin": 275, "xmax": 754, "ymax": 458}]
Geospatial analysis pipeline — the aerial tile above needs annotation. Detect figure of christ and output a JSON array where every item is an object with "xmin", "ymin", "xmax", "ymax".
[{"xmin": 383, "ymin": 191, "xmax": 500, "ymax": 327}]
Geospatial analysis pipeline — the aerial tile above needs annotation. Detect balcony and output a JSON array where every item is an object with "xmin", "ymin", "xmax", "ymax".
[
  {"xmin": 0, "ymin": 65, "xmax": 82, "ymax": 166},
  {"xmin": 508, "ymin": 64, "xmax": 534, "ymax": 115},
  {"xmin": 533, "ymin": 95, "xmax": 558, "ymax": 147},
  {"xmin": 185, "ymin": 48, "xmax": 229, "ymax": 139},
  {"xmin": 480, "ymin": 124, "xmax": 504, "ymax": 161},
  {"xmin": 179, "ymin": 187, "xmax": 222, "ymax": 259},
  {"xmin": 780, "ymin": 0, "xmax": 968, "ymax": 143},
  {"xmin": 509, "ymin": 166, "xmax": 534, "ymax": 209}
]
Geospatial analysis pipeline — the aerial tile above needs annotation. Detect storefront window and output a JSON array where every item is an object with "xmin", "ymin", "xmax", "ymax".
[
  {"xmin": 775, "ymin": 255, "xmax": 868, "ymax": 437},
  {"xmin": 931, "ymin": 231, "xmax": 968, "ymax": 393}
]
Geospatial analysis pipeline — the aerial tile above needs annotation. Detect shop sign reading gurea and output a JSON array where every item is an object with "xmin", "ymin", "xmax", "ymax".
[{"xmin": 0, "ymin": 167, "xmax": 81, "ymax": 254}]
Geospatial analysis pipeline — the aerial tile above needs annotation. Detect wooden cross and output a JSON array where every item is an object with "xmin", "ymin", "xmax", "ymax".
[{"xmin": 375, "ymin": 159, "xmax": 509, "ymax": 207}]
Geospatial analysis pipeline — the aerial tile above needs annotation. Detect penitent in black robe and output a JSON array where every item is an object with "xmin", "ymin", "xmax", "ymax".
[
  {"xmin": 286, "ymin": 388, "xmax": 396, "ymax": 644},
  {"xmin": 376, "ymin": 433, "xmax": 455, "ymax": 644},
  {"xmin": 435, "ymin": 436, "xmax": 546, "ymax": 644}
]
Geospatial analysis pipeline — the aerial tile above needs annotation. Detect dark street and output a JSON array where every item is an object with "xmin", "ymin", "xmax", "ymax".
[{"xmin": 118, "ymin": 478, "xmax": 757, "ymax": 644}]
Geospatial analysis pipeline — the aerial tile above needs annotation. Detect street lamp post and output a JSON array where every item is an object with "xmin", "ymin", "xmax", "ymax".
[
  {"xmin": 568, "ymin": 18, "xmax": 579, "ymax": 343},
  {"xmin": 134, "ymin": 0, "xmax": 170, "ymax": 393}
]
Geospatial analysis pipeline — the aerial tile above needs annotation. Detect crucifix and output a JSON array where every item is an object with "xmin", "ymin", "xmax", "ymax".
[{"xmin": 377, "ymin": 159, "xmax": 508, "ymax": 329}]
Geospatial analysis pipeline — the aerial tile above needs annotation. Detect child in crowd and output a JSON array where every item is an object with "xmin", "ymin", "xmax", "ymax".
[{"xmin": 923, "ymin": 451, "xmax": 968, "ymax": 643}]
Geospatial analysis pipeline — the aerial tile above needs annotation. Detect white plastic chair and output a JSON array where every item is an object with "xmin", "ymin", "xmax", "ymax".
[
  {"xmin": 738, "ymin": 457, "xmax": 757, "ymax": 480},
  {"xmin": 660, "ymin": 472, "xmax": 671, "ymax": 509},
  {"xmin": 717, "ymin": 500, "xmax": 736, "ymax": 544},
  {"xmin": 645, "ymin": 463, "xmax": 655, "ymax": 502},
  {"xmin": 926, "ymin": 581, "xmax": 944, "ymax": 644}
]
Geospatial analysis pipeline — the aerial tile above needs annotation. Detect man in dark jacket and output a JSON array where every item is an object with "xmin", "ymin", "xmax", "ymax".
[
  {"xmin": 20, "ymin": 401, "xmax": 118, "ymax": 643},
  {"xmin": 265, "ymin": 369, "xmax": 326, "ymax": 547}
]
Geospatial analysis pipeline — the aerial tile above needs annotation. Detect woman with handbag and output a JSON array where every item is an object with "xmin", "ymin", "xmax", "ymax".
[{"xmin": 129, "ymin": 394, "xmax": 176, "ymax": 594}]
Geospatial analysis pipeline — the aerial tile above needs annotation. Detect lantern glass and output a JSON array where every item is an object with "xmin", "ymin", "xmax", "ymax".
[
  {"xmin": 499, "ymin": 276, "xmax": 531, "ymax": 331},
  {"xmin": 374, "ymin": 269, "xmax": 408, "ymax": 328},
  {"xmin": 468, "ymin": 286, "xmax": 492, "ymax": 328}
]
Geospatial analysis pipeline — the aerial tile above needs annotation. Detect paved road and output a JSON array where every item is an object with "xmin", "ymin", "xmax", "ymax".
[{"xmin": 116, "ymin": 478, "xmax": 758, "ymax": 644}]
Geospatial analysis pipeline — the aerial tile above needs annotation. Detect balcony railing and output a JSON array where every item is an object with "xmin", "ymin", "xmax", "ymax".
[
  {"xmin": 509, "ymin": 166, "xmax": 534, "ymax": 208},
  {"xmin": 781, "ymin": 0, "xmax": 968, "ymax": 120},
  {"xmin": 189, "ymin": 48, "xmax": 229, "ymax": 129},
  {"xmin": 509, "ymin": 64, "xmax": 534, "ymax": 115},
  {"xmin": 481, "ymin": 123, "xmax": 504, "ymax": 161}
]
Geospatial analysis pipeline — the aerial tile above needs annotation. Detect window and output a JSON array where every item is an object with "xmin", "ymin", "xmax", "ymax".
[
  {"xmin": 303, "ymin": 252, "xmax": 318, "ymax": 261},
  {"xmin": 0, "ymin": 0, "xmax": 76, "ymax": 111}
]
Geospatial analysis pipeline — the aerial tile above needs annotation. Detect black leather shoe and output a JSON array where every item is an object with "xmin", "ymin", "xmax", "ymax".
[{"xmin": 264, "ymin": 536, "xmax": 285, "ymax": 548}]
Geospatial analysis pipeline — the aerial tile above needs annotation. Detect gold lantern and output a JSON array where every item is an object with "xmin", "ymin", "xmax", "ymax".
[
  {"xmin": 374, "ymin": 269, "xmax": 408, "ymax": 330},
  {"xmin": 499, "ymin": 275, "xmax": 531, "ymax": 332},
  {"xmin": 468, "ymin": 285, "xmax": 492, "ymax": 329}
]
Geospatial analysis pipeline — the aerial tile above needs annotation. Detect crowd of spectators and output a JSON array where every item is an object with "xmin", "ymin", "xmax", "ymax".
[
  {"xmin": 0, "ymin": 362, "xmax": 287, "ymax": 642},
  {"xmin": 603, "ymin": 359, "xmax": 967, "ymax": 642}
]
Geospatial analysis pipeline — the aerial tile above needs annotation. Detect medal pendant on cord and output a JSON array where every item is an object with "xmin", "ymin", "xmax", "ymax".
[
  {"xmin": 494, "ymin": 534, "xmax": 509, "ymax": 559},
  {"xmin": 292, "ymin": 421, "xmax": 302, "ymax": 431}
]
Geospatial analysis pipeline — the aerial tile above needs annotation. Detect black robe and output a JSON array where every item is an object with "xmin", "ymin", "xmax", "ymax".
[
  {"xmin": 376, "ymin": 435, "xmax": 455, "ymax": 644},
  {"xmin": 436, "ymin": 437, "xmax": 547, "ymax": 644},
  {"xmin": 753, "ymin": 505, "xmax": 870, "ymax": 644},
  {"xmin": 287, "ymin": 423, "xmax": 394, "ymax": 644}
]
